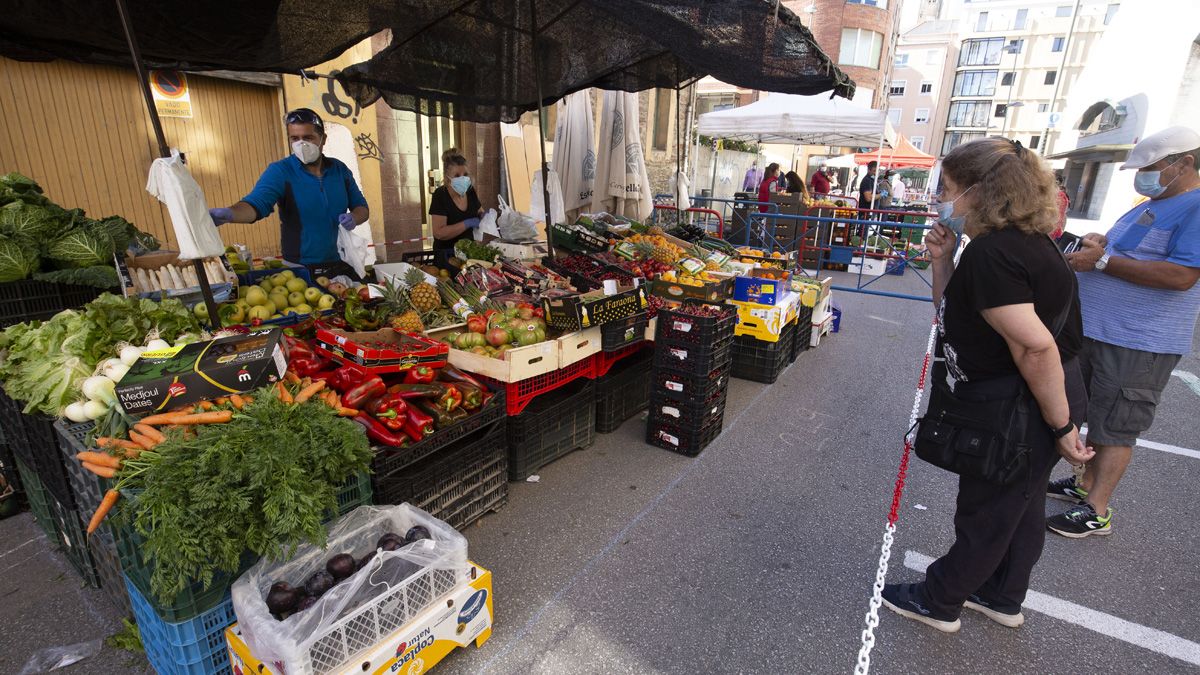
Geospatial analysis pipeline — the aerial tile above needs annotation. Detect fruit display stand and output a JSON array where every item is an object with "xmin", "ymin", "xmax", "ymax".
[
  {"xmin": 227, "ymin": 562, "xmax": 494, "ymax": 675},
  {"xmin": 426, "ymin": 326, "xmax": 561, "ymax": 382}
]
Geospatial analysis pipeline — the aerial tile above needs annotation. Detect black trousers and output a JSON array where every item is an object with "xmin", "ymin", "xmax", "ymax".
[{"xmin": 922, "ymin": 358, "xmax": 1087, "ymax": 617}]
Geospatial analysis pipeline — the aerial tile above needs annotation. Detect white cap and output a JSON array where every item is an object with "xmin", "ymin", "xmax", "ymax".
[{"xmin": 1121, "ymin": 126, "xmax": 1200, "ymax": 170}]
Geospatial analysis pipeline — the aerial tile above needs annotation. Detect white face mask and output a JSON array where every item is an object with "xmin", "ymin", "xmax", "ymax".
[{"xmin": 291, "ymin": 140, "xmax": 321, "ymax": 165}]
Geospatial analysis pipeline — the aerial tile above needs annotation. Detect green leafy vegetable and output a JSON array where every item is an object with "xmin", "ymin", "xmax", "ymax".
[
  {"xmin": 32, "ymin": 265, "xmax": 119, "ymax": 289},
  {"xmin": 116, "ymin": 389, "xmax": 372, "ymax": 603},
  {"xmin": 0, "ymin": 235, "xmax": 39, "ymax": 282},
  {"xmin": 46, "ymin": 228, "xmax": 115, "ymax": 268},
  {"xmin": 0, "ymin": 202, "xmax": 60, "ymax": 241}
]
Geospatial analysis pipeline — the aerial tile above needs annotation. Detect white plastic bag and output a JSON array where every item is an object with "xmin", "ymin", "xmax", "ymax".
[
  {"xmin": 145, "ymin": 150, "xmax": 225, "ymax": 260},
  {"xmin": 475, "ymin": 208, "xmax": 500, "ymax": 242},
  {"xmin": 496, "ymin": 194, "xmax": 538, "ymax": 242},
  {"xmin": 336, "ymin": 226, "xmax": 370, "ymax": 279},
  {"xmin": 530, "ymin": 169, "xmax": 567, "ymax": 227},
  {"xmin": 232, "ymin": 505, "xmax": 469, "ymax": 675},
  {"xmin": 670, "ymin": 171, "xmax": 691, "ymax": 212}
]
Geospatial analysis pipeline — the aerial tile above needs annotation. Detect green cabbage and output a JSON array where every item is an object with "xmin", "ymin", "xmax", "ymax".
[
  {"xmin": 0, "ymin": 202, "xmax": 60, "ymax": 240},
  {"xmin": 46, "ymin": 229, "xmax": 115, "ymax": 268},
  {"xmin": 0, "ymin": 235, "xmax": 39, "ymax": 282}
]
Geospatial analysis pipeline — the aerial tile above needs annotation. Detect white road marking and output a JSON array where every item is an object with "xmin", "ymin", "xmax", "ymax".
[
  {"xmin": 903, "ymin": 550, "xmax": 1200, "ymax": 667},
  {"xmin": 1079, "ymin": 426, "xmax": 1200, "ymax": 460},
  {"xmin": 1171, "ymin": 369, "xmax": 1200, "ymax": 398},
  {"xmin": 867, "ymin": 315, "xmax": 903, "ymax": 326}
]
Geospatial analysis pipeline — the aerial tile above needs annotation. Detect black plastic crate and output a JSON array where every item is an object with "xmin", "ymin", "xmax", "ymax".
[
  {"xmin": 373, "ymin": 419, "xmax": 509, "ymax": 530},
  {"xmin": 653, "ymin": 302, "xmax": 736, "ymax": 344},
  {"xmin": 0, "ymin": 278, "xmax": 107, "ymax": 329},
  {"xmin": 90, "ymin": 529, "xmax": 132, "ymax": 618},
  {"xmin": 371, "ymin": 386, "xmax": 506, "ymax": 479},
  {"xmin": 0, "ymin": 439, "xmax": 19, "ymax": 495},
  {"xmin": 55, "ymin": 420, "xmax": 108, "ymax": 514},
  {"xmin": 731, "ymin": 324, "xmax": 795, "ymax": 384},
  {"xmin": 793, "ymin": 304, "xmax": 814, "ymax": 360},
  {"xmin": 646, "ymin": 413, "xmax": 723, "ymax": 457},
  {"xmin": 652, "ymin": 334, "xmax": 733, "ymax": 376},
  {"xmin": 507, "ymin": 379, "xmax": 595, "ymax": 480},
  {"xmin": 648, "ymin": 387, "xmax": 728, "ymax": 429},
  {"xmin": 14, "ymin": 458, "xmax": 56, "ymax": 539},
  {"xmin": 651, "ymin": 364, "xmax": 729, "ymax": 401},
  {"xmin": 45, "ymin": 490, "xmax": 101, "ymax": 588},
  {"xmin": 8, "ymin": 404, "xmax": 75, "ymax": 511},
  {"xmin": 595, "ymin": 350, "xmax": 652, "ymax": 433},
  {"xmin": 601, "ymin": 312, "xmax": 649, "ymax": 352},
  {"xmin": 400, "ymin": 250, "xmax": 439, "ymax": 267}
]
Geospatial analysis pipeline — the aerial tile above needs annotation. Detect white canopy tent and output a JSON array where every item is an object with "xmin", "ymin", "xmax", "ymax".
[{"xmin": 696, "ymin": 92, "xmax": 895, "ymax": 147}]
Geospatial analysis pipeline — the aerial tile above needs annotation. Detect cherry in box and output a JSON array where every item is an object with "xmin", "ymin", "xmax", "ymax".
[{"xmin": 315, "ymin": 327, "xmax": 449, "ymax": 375}]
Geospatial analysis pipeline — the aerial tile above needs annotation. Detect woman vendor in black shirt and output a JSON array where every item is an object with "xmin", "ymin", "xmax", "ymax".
[{"xmin": 429, "ymin": 148, "xmax": 483, "ymax": 265}]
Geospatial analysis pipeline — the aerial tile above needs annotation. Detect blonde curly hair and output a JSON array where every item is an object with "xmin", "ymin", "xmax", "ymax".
[{"xmin": 942, "ymin": 137, "xmax": 1059, "ymax": 236}]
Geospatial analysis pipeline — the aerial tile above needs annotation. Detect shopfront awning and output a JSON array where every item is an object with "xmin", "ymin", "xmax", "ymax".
[{"xmin": 1045, "ymin": 144, "xmax": 1134, "ymax": 162}]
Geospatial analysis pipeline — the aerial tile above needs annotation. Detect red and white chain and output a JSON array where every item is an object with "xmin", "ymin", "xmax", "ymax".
[{"xmin": 854, "ymin": 316, "xmax": 938, "ymax": 674}]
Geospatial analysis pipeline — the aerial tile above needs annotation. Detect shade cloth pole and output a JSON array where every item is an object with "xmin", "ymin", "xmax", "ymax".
[
  {"xmin": 530, "ymin": 0, "xmax": 556, "ymax": 257},
  {"xmin": 115, "ymin": 0, "xmax": 219, "ymax": 326}
]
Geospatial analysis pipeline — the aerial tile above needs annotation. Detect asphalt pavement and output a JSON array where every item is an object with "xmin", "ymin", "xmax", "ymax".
[{"xmin": 2, "ymin": 268, "xmax": 1198, "ymax": 674}]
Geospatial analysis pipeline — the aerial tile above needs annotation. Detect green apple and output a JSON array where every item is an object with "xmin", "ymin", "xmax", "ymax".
[
  {"xmin": 248, "ymin": 305, "xmax": 271, "ymax": 321},
  {"xmin": 294, "ymin": 303, "xmax": 313, "ymax": 314},
  {"xmin": 258, "ymin": 280, "xmax": 273, "ymax": 293},
  {"xmin": 246, "ymin": 287, "xmax": 268, "ymax": 307},
  {"xmin": 287, "ymin": 291, "xmax": 305, "ymax": 307},
  {"xmin": 235, "ymin": 299, "xmax": 250, "ymax": 313},
  {"xmin": 280, "ymin": 270, "xmax": 295, "ymax": 281},
  {"xmin": 237, "ymin": 286, "xmax": 248, "ymax": 300},
  {"xmin": 285, "ymin": 278, "xmax": 308, "ymax": 293},
  {"xmin": 193, "ymin": 303, "xmax": 209, "ymax": 319},
  {"xmin": 303, "ymin": 287, "xmax": 322, "ymax": 304},
  {"xmin": 270, "ymin": 273, "xmax": 287, "ymax": 286},
  {"xmin": 316, "ymin": 276, "xmax": 330, "ymax": 288},
  {"xmin": 269, "ymin": 289, "xmax": 289, "ymax": 305},
  {"xmin": 317, "ymin": 294, "xmax": 336, "ymax": 310}
]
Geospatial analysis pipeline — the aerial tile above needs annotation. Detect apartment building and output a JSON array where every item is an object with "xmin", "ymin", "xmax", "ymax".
[
  {"xmin": 784, "ymin": 0, "xmax": 901, "ymax": 107},
  {"xmin": 888, "ymin": 20, "xmax": 959, "ymax": 155}
]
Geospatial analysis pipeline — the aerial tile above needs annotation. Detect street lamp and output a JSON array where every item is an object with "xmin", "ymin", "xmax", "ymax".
[{"xmin": 1001, "ymin": 101, "xmax": 1025, "ymax": 137}]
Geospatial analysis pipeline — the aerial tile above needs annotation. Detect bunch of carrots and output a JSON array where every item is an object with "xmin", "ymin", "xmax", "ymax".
[{"xmin": 80, "ymin": 375, "xmax": 360, "ymax": 536}]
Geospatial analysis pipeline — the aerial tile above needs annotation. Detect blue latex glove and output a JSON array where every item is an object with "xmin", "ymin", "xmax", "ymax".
[
  {"xmin": 461, "ymin": 217, "xmax": 481, "ymax": 231},
  {"xmin": 338, "ymin": 213, "xmax": 357, "ymax": 230},
  {"xmin": 209, "ymin": 207, "xmax": 233, "ymax": 226}
]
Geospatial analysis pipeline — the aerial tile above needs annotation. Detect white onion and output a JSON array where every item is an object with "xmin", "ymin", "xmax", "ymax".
[
  {"xmin": 64, "ymin": 402, "xmax": 90, "ymax": 423},
  {"xmin": 82, "ymin": 400, "xmax": 109, "ymax": 421},
  {"xmin": 104, "ymin": 362, "xmax": 130, "ymax": 382},
  {"xmin": 146, "ymin": 339, "xmax": 171, "ymax": 351},
  {"xmin": 82, "ymin": 375, "xmax": 116, "ymax": 404},
  {"xmin": 119, "ymin": 345, "xmax": 144, "ymax": 366}
]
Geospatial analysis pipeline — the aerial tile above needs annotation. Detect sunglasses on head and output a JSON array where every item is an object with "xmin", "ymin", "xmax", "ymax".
[{"xmin": 285, "ymin": 109, "xmax": 324, "ymax": 130}]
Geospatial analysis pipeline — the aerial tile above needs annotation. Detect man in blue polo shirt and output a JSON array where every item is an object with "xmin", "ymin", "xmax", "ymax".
[
  {"xmin": 1046, "ymin": 126, "xmax": 1200, "ymax": 538},
  {"xmin": 209, "ymin": 108, "xmax": 369, "ymax": 277}
]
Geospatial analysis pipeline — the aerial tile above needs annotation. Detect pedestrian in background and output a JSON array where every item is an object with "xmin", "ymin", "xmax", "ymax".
[
  {"xmin": 784, "ymin": 170, "xmax": 810, "ymax": 200},
  {"xmin": 882, "ymin": 137, "xmax": 1092, "ymax": 633},
  {"xmin": 1046, "ymin": 126, "xmax": 1200, "ymax": 537},
  {"xmin": 758, "ymin": 162, "xmax": 780, "ymax": 213},
  {"xmin": 810, "ymin": 164, "xmax": 831, "ymax": 195}
]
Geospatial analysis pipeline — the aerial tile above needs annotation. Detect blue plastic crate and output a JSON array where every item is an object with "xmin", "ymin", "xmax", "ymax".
[
  {"xmin": 238, "ymin": 261, "xmax": 313, "ymax": 286},
  {"xmin": 126, "ymin": 575, "xmax": 235, "ymax": 675}
]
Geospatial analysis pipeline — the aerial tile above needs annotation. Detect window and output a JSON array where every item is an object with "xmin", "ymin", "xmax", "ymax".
[
  {"xmin": 652, "ymin": 89, "xmax": 671, "ymax": 151},
  {"xmin": 1014, "ymin": 8, "xmax": 1028, "ymax": 29},
  {"xmin": 1029, "ymin": 134, "xmax": 1041, "ymax": 149},
  {"xmin": 1044, "ymin": 70, "xmax": 1057, "ymax": 85},
  {"xmin": 1055, "ymin": 5, "xmax": 1072, "ymax": 17},
  {"xmin": 888, "ymin": 108, "xmax": 902, "ymax": 125},
  {"xmin": 976, "ymin": 11, "xmax": 989, "ymax": 31},
  {"xmin": 959, "ymin": 38, "xmax": 1004, "ymax": 66},
  {"xmin": 1052, "ymin": 37, "xmax": 1065, "ymax": 52},
  {"xmin": 914, "ymin": 108, "xmax": 930, "ymax": 124},
  {"xmin": 1001, "ymin": 71, "xmax": 1015, "ymax": 86},
  {"xmin": 847, "ymin": 0, "xmax": 889, "ymax": 8},
  {"xmin": 889, "ymin": 80, "xmax": 907, "ymax": 96},
  {"xmin": 1008, "ymin": 38, "xmax": 1025, "ymax": 54},
  {"xmin": 1105, "ymin": 3, "xmax": 1120, "ymax": 25},
  {"xmin": 927, "ymin": 49, "xmax": 940, "ymax": 65},
  {"xmin": 920, "ymin": 81, "xmax": 934, "ymax": 94},
  {"xmin": 911, "ymin": 136, "xmax": 925, "ymax": 151},
  {"xmin": 943, "ymin": 131, "xmax": 985, "ymax": 155},
  {"xmin": 894, "ymin": 53, "xmax": 910, "ymax": 67},
  {"xmin": 953, "ymin": 70, "xmax": 998, "ymax": 96},
  {"xmin": 994, "ymin": 103, "xmax": 1008, "ymax": 117},
  {"xmin": 947, "ymin": 101, "xmax": 992, "ymax": 127},
  {"xmin": 840, "ymin": 28, "xmax": 884, "ymax": 68},
  {"xmin": 1037, "ymin": 103, "xmax": 1049, "ymax": 113}
]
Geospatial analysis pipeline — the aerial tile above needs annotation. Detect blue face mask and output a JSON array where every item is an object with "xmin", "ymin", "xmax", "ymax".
[
  {"xmin": 450, "ymin": 175, "xmax": 472, "ymax": 195},
  {"xmin": 1133, "ymin": 161, "xmax": 1178, "ymax": 198},
  {"xmin": 933, "ymin": 184, "xmax": 974, "ymax": 236}
]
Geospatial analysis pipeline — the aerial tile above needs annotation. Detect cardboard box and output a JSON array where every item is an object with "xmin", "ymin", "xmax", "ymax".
[
  {"xmin": 730, "ymin": 291, "xmax": 800, "ymax": 343},
  {"xmin": 115, "ymin": 329, "xmax": 286, "ymax": 415},
  {"xmin": 542, "ymin": 284, "xmax": 649, "ymax": 331},
  {"xmin": 315, "ymin": 327, "xmax": 449, "ymax": 374},
  {"xmin": 732, "ymin": 269, "xmax": 791, "ymax": 306},
  {"xmin": 226, "ymin": 563, "xmax": 494, "ymax": 675},
  {"xmin": 848, "ymin": 256, "xmax": 887, "ymax": 277},
  {"xmin": 790, "ymin": 276, "xmax": 832, "ymax": 307},
  {"xmin": 650, "ymin": 276, "xmax": 734, "ymax": 303},
  {"xmin": 489, "ymin": 239, "xmax": 548, "ymax": 261}
]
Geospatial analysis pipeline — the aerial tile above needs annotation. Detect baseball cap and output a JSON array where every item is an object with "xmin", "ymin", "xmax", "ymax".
[
  {"xmin": 1120, "ymin": 125, "xmax": 1200, "ymax": 170},
  {"xmin": 284, "ymin": 108, "xmax": 325, "ymax": 132}
]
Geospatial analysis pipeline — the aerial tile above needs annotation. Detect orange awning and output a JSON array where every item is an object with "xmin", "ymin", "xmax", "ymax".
[{"xmin": 854, "ymin": 135, "xmax": 936, "ymax": 169}]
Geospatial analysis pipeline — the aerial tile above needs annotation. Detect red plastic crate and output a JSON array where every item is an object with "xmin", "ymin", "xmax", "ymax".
[
  {"xmin": 481, "ymin": 356, "xmax": 596, "ymax": 415},
  {"xmin": 593, "ymin": 341, "xmax": 652, "ymax": 377}
]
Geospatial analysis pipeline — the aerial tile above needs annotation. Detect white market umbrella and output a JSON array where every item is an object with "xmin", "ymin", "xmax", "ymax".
[
  {"xmin": 592, "ymin": 90, "xmax": 653, "ymax": 222},
  {"xmin": 697, "ymin": 92, "xmax": 889, "ymax": 147},
  {"xmin": 552, "ymin": 90, "xmax": 596, "ymax": 219}
]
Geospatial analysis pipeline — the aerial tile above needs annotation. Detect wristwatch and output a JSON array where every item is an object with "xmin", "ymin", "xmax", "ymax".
[
  {"xmin": 1051, "ymin": 421, "xmax": 1075, "ymax": 439},
  {"xmin": 1094, "ymin": 253, "xmax": 1110, "ymax": 271}
]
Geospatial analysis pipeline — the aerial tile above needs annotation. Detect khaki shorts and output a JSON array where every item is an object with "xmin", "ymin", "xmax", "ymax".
[{"xmin": 1079, "ymin": 337, "xmax": 1180, "ymax": 447}]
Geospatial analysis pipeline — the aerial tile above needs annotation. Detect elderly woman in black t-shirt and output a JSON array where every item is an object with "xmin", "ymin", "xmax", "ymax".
[
  {"xmin": 429, "ymin": 148, "xmax": 483, "ymax": 262},
  {"xmin": 881, "ymin": 137, "xmax": 1094, "ymax": 633}
]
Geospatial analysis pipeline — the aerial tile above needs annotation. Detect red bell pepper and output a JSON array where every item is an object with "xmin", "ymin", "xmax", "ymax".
[
  {"xmin": 403, "ymin": 404, "xmax": 435, "ymax": 439},
  {"xmin": 289, "ymin": 355, "xmax": 321, "ymax": 377},
  {"xmin": 354, "ymin": 413, "xmax": 411, "ymax": 447},
  {"xmin": 437, "ymin": 365, "xmax": 486, "ymax": 390},
  {"xmin": 403, "ymin": 366, "xmax": 437, "ymax": 384},
  {"xmin": 328, "ymin": 365, "xmax": 365, "ymax": 393},
  {"xmin": 371, "ymin": 393, "xmax": 409, "ymax": 431},
  {"xmin": 435, "ymin": 383, "xmax": 462, "ymax": 412},
  {"xmin": 455, "ymin": 383, "xmax": 483, "ymax": 411},
  {"xmin": 342, "ymin": 375, "xmax": 386, "ymax": 409}
]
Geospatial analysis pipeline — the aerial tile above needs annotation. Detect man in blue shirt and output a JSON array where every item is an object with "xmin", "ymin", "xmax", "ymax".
[
  {"xmin": 1047, "ymin": 126, "xmax": 1200, "ymax": 538},
  {"xmin": 209, "ymin": 108, "xmax": 369, "ymax": 276}
]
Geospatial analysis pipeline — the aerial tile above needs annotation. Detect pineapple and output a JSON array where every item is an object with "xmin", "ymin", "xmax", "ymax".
[
  {"xmin": 648, "ymin": 225, "xmax": 666, "ymax": 237},
  {"xmin": 391, "ymin": 310, "xmax": 424, "ymax": 333},
  {"xmin": 405, "ymin": 268, "xmax": 441, "ymax": 312},
  {"xmin": 378, "ymin": 276, "xmax": 412, "ymax": 316}
]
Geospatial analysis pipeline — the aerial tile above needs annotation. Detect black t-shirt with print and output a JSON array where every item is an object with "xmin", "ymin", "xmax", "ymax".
[
  {"xmin": 938, "ymin": 227, "xmax": 1081, "ymax": 382},
  {"xmin": 429, "ymin": 185, "xmax": 482, "ymax": 251}
]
